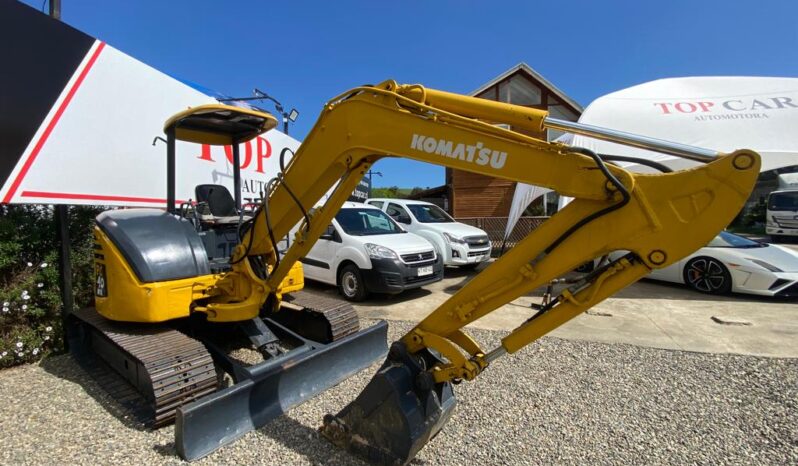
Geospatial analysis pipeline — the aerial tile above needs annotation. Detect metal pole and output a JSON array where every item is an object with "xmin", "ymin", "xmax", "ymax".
[
  {"xmin": 484, "ymin": 346, "xmax": 507, "ymax": 364},
  {"xmin": 232, "ymin": 142, "xmax": 242, "ymax": 211},
  {"xmin": 49, "ymin": 0, "xmax": 61, "ymax": 20},
  {"xmin": 50, "ymin": 0, "xmax": 70, "ymax": 348},
  {"xmin": 543, "ymin": 117, "xmax": 720, "ymax": 163},
  {"xmin": 166, "ymin": 127, "xmax": 176, "ymax": 214},
  {"xmin": 55, "ymin": 205, "xmax": 73, "ymax": 349},
  {"xmin": 283, "ymin": 116, "xmax": 288, "ymax": 135}
]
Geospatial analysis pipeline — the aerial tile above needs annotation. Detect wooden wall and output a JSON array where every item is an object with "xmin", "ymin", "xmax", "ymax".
[{"xmin": 450, "ymin": 169, "xmax": 515, "ymax": 217}]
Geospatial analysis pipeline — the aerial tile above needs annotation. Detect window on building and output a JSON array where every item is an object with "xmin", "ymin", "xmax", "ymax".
[
  {"xmin": 498, "ymin": 75, "xmax": 541, "ymax": 106},
  {"xmin": 547, "ymin": 99, "xmax": 579, "ymax": 141},
  {"xmin": 475, "ymin": 89, "xmax": 496, "ymax": 100}
]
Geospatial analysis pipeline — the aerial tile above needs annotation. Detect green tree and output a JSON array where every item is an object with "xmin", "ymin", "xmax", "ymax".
[{"xmin": 371, "ymin": 186, "xmax": 400, "ymax": 198}]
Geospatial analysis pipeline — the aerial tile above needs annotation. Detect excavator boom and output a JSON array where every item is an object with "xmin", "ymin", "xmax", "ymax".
[{"xmin": 206, "ymin": 81, "xmax": 759, "ymax": 464}]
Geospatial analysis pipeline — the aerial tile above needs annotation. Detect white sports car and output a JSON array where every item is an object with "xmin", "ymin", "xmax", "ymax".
[{"xmin": 606, "ymin": 232, "xmax": 798, "ymax": 297}]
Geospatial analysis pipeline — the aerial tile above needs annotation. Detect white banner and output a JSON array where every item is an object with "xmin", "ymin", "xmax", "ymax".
[{"xmin": 1, "ymin": 41, "xmax": 299, "ymax": 207}]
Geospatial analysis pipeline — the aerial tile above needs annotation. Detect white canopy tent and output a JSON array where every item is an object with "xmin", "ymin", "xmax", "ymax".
[{"xmin": 504, "ymin": 76, "xmax": 798, "ymax": 243}]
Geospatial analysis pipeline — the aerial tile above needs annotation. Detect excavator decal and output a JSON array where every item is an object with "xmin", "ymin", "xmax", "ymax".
[{"xmin": 409, "ymin": 134, "xmax": 508, "ymax": 168}]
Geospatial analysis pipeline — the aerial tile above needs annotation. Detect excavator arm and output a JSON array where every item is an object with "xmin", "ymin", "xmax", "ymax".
[{"xmin": 204, "ymin": 80, "xmax": 759, "ymax": 464}]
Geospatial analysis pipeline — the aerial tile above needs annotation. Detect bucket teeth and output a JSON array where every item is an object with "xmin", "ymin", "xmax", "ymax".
[{"xmin": 320, "ymin": 343, "xmax": 457, "ymax": 465}]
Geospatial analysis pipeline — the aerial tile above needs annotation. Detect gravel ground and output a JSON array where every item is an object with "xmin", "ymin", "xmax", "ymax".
[{"xmin": 1, "ymin": 319, "xmax": 796, "ymax": 465}]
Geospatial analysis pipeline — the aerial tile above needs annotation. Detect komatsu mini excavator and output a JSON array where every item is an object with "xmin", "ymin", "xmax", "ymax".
[
  {"xmin": 68, "ymin": 103, "xmax": 389, "ymax": 459},
  {"xmin": 72, "ymin": 80, "xmax": 758, "ymax": 463}
]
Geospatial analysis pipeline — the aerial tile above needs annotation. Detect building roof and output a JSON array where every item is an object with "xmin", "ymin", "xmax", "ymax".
[{"xmin": 470, "ymin": 62, "xmax": 583, "ymax": 114}]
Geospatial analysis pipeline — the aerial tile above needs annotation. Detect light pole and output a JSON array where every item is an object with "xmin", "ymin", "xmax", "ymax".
[
  {"xmin": 366, "ymin": 170, "xmax": 382, "ymax": 197},
  {"xmin": 219, "ymin": 89, "xmax": 299, "ymax": 134},
  {"xmin": 253, "ymin": 89, "xmax": 299, "ymax": 135}
]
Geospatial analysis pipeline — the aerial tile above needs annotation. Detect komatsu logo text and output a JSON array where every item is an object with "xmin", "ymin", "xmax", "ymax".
[{"xmin": 410, "ymin": 134, "xmax": 507, "ymax": 169}]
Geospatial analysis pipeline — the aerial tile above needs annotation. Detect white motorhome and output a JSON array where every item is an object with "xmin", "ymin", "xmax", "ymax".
[
  {"xmin": 766, "ymin": 173, "xmax": 798, "ymax": 241},
  {"xmin": 366, "ymin": 198, "xmax": 491, "ymax": 268},
  {"xmin": 301, "ymin": 202, "xmax": 443, "ymax": 301}
]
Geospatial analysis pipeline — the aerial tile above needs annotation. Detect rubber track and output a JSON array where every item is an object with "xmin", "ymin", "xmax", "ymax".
[
  {"xmin": 285, "ymin": 291, "xmax": 360, "ymax": 341},
  {"xmin": 72, "ymin": 308, "xmax": 220, "ymax": 427}
]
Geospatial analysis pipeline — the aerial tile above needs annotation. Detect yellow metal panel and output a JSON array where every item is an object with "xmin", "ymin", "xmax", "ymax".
[{"xmin": 94, "ymin": 227, "xmax": 216, "ymax": 323}]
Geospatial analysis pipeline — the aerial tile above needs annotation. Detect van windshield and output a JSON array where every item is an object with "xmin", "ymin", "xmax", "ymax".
[
  {"xmin": 407, "ymin": 203, "xmax": 454, "ymax": 223},
  {"xmin": 768, "ymin": 192, "xmax": 798, "ymax": 211},
  {"xmin": 335, "ymin": 208, "xmax": 405, "ymax": 236}
]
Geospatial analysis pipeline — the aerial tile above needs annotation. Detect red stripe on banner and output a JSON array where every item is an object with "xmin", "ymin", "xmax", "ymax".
[
  {"xmin": 21, "ymin": 190, "xmax": 185, "ymax": 205},
  {"xmin": 2, "ymin": 42, "xmax": 107, "ymax": 203}
]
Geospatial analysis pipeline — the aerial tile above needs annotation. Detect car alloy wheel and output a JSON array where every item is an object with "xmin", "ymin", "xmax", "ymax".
[{"xmin": 684, "ymin": 257, "xmax": 731, "ymax": 294}]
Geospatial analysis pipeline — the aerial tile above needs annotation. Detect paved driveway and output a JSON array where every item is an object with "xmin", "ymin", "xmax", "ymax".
[{"xmin": 303, "ymin": 264, "xmax": 798, "ymax": 358}]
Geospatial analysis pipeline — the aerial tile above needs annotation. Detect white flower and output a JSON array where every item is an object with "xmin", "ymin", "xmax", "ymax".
[
  {"xmin": 2, "ymin": 301, "xmax": 7, "ymax": 306},
  {"xmin": 2, "ymin": 307, "xmax": 8, "ymax": 313},
  {"xmin": 43, "ymin": 336, "xmax": 50, "ymax": 341},
  {"xmin": 22, "ymin": 295, "xmax": 30, "ymax": 301},
  {"xmin": 17, "ymin": 352, "xmax": 23, "ymax": 357},
  {"xmin": 45, "ymin": 326, "xmax": 52, "ymax": 332},
  {"xmin": 37, "ymin": 283, "xmax": 44, "ymax": 288},
  {"xmin": 0, "ymin": 351, "xmax": 6, "ymax": 357},
  {"xmin": 26, "ymin": 262, "xmax": 33, "ymax": 267},
  {"xmin": 40, "ymin": 262, "xmax": 48, "ymax": 268},
  {"xmin": 21, "ymin": 305, "xmax": 27, "ymax": 310},
  {"xmin": 15, "ymin": 342, "xmax": 22, "ymax": 349},
  {"xmin": 32, "ymin": 348, "xmax": 39, "ymax": 355}
]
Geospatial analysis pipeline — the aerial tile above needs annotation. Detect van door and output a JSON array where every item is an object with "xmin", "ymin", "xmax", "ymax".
[{"xmin": 301, "ymin": 224, "xmax": 341, "ymax": 284}]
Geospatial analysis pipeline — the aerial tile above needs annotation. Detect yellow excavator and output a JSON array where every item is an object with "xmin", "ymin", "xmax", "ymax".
[{"xmin": 72, "ymin": 81, "xmax": 759, "ymax": 464}]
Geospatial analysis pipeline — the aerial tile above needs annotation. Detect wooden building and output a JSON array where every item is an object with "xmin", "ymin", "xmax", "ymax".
[{"xmin": 446, "ymin": 63, "xmax": 583, "ymax": 218}]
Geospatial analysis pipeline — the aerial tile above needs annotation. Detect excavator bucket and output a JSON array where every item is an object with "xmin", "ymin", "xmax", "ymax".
[
  {"xmin": 175, "ymin": 319, "xmax": 388, "ymax": 461},
  {"xmin": 320, "ymin": 342, "xmax": 456, "ymax": 465}
]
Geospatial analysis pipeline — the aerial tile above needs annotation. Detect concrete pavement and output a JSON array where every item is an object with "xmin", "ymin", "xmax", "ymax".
[{"xmin": 303, "ymin": 266, "xmax": 798, "ymax": 358}]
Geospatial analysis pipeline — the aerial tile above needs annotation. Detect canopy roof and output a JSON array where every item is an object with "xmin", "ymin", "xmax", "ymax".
[{"xmin": 164, "ymin": 104, "xmax": 277, "ymax": 145}]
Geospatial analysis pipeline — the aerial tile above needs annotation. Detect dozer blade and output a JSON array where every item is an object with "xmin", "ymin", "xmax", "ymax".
[
  {"xmin": 320, "ymin": 342, "xmax": 456, "ymax": 465},
  {"xmin": 175, "ymin": 320, "xmax": 388, "ymax": 461}
]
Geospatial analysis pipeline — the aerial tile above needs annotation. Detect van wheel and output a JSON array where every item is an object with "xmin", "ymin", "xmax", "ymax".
[{"xmin": 338, "ymin": 264, "xmax": 368, "ymax": 302}]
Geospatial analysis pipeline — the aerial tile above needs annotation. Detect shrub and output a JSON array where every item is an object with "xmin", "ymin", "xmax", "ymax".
[{"xmin": 0, "ymin": 205, "xmax": 102, "ymax": 369}]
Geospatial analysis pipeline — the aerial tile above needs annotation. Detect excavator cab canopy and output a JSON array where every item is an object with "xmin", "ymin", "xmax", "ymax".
[
  {"xmin": 164, "ymin": 104, "xmax": 278, "ymax": 145},
  {"xmin": 162, "ymin": 104, "xmax": 278, "ymax": 213}
]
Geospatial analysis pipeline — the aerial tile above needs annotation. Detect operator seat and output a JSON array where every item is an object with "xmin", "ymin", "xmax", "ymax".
[{"xmin": 195, "ymin": 184, "xmax": 249, "ymax": 225}]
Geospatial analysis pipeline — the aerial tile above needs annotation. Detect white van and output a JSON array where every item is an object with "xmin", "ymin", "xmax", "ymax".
[
  {"xmin": 301, "ymin": 202, "xmax": 443, "ymax": 301},
  {"xmin": 366, "ymin": 198, "xmax": 491, "ymax": 268}
]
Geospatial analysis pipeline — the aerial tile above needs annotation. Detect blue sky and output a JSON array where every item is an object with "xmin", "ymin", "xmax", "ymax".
[{"xmin": 24, "ymin": 0, "xmax": 798, "ymax": 188}]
